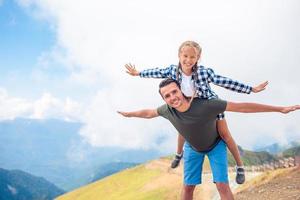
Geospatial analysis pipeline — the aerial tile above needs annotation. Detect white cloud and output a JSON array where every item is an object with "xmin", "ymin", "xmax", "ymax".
[
  {"xmin": 79, "ymin": 79, "xmax": 176, "ymax": 150},
  {"xmin": 31, "ymin": 93, "xmax": 83, "ymax": 121},
  {"xmin": 0, "ymin": 88, "xmax": 32, "ymax": 120},
  {"xmin": 0, "ymin": 87, "xmax": 83, "ymax": 122},
  {"xmin": 16, "ymin": 0, "xmax": 300, "ymax": 150}
]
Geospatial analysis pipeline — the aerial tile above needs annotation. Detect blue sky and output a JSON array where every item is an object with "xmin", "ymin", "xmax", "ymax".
[
  {"xmin": 1, "ymin": 0, "xmax": 53, "ymax": 97},
  {"xmin": 0, "ymin": 0, "xmax": 299, "ymax": 150},
  {"xmin": 0, "ymin": 0, "xmax": 81, "ymax": 100}
]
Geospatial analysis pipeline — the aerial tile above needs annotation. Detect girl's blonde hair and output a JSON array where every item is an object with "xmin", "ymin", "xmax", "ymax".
[{"xmin": 178, "ymin": 40, "xmax": 202, "ymax": 57}]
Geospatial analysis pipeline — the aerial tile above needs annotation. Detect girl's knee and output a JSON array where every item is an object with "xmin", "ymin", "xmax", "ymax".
[{"xmin": 219, "ymin": 130, "xmax": 231, "ymax": 142}]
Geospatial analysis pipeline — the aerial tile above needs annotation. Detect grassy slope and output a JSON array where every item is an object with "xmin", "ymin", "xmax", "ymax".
[
  {"xmin": 234, "ymin": 167, "xmax": 300, "ymax": 199},
  {"xmin": 56, "ymin": 145, "xmax": 290, "ymax": 200},
  {"xmin": 56, "ymin": 165, "xmax": 164, "ymax": 200},
  {"xmin": 56, "ymin": 157, "xmax": 212, "ymax": 200}
]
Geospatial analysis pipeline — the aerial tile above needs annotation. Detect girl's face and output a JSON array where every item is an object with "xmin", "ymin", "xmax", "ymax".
[{"xmin": 178, "ymin": 46, "xmax": 200, "ymax": 72}]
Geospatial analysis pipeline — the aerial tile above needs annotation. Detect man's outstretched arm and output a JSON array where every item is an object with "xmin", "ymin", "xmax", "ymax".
[
  {"xmin": 226, "ymin": 102, "xmax": 300, "ymax": 114},
  {"xmin": 117, "ymin": 109, "xmax": 159, "ymax": 118}
]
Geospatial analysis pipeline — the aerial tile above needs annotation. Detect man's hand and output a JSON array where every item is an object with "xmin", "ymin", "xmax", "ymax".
[
  {"xmin": 125, "ymin": 63, "xmax": 140, "ymax": 76},
  {"xmin": 117, "ymin": 109, "xmax": 159, "ymax": 118},
  {"xmin": 252, "ymin": 81, "xmax": 269, "ymax": 93},
  {"xmin": 117, "ymin": 111, "xmax": 132, "ymax": 117},
  {"xmin": 280, "ymin": 105, "xmax": 300, "ymax": 114}
]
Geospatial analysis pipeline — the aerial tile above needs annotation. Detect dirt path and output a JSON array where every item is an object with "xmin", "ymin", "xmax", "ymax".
[{"xmin": 234, "ymin": 167, "xmax": 300, "ymax": 200}]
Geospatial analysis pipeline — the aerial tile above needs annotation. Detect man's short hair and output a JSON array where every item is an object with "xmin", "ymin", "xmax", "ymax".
[{"xmin": 158, "ymin": 78, "xmax": 181, "ymax": 96}]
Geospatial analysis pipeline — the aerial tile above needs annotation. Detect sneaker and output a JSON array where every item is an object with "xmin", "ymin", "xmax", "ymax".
[
  {"xmin": 171, "ymin": 154, "xmax": 182, "ymax": 168},
  {"xmin": 236, "ymin": 166, "xmax": 245, "ymax": 184}
]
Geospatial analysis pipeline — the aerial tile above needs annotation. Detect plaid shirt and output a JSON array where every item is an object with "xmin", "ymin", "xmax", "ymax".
[{"xmin": 140, "ymin": 64, "xmax": 252, "ymax": 119}]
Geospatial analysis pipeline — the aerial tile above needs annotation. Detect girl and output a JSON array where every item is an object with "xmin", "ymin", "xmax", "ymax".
[{"xmin": 125, "ymin": 41, "xmax": 268, "ymax": 184}]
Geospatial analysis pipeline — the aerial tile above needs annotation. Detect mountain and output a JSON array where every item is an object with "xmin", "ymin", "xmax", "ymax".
[
  {"xmin": 0, "ymin": 167, "xmax": 64, "ymax": 200},
  {"xmin": 254, "ymin": 140, "xmax": 300, "ymax": 154},
  {"xmin": 0, "ymin": 118, "xmax": 87, "ymax": 190},
  {"xmin": 227, "ymin": 146, "xmax": 277, "ymax": 166},
  {"xmin": 0, "ymin": 118, "xmax": 163, "ymax": 191},
  {"xmin": 240, "ymin": 150, "xmax": 277, "ymax": 166},
  {"xmin": 282, "ymin": 146, "xmax": 300, "ymax": 157}
]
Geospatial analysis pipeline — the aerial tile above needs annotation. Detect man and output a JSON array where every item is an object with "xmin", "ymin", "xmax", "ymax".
[{"xmin": 118, "ymin": 78, "xmax": 299, "ymax": 200}]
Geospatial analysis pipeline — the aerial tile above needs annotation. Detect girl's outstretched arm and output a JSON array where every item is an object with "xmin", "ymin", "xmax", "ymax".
[
  {"xmin": 124, "ymin": 63, "xmax": 175, "ymax": 79},
  {"xmin": 206, "ymin": 68, "xmax": 268, "ymax": 94},
  {"xmin": 125, "ymin": 63, "xmax": 140, "ymax": 76},
  {"xmin": 251, "ymin": 81, "xmax": 269, "ymax": 93}
]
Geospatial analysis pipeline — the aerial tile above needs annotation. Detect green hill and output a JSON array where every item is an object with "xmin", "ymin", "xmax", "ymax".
[
  {"xmin": 56, "ymin": 157, "xmax": 213, "ymax": 200},
  {"xmin": 282, "ymin": 146, "xmax": 300, "ymax": 157},
  {"xmin": 56, "ymin": 148, "xmax": 281, "ymax": 200},
  {"xmin": 227, "ymin": 146, "xmax": 277, "ymax": 166}
]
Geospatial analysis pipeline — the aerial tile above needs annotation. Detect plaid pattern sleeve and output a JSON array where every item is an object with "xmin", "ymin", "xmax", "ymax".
[
  {"xmin": 206, "ymin": 68, "xmax": 252, "ymax": 94},
  {"xmin": 139, "ymin": 65, "xmax": 177, "ymax": 79},
  {"xmin": 216, "ymin": 113, "xmax": 225, "ymax": 120}
]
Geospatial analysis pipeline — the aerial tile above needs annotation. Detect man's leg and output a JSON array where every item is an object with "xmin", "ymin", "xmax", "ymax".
[
  {"xmin": 182, "ymin": 142, "xmax": 205, "ymax": 199},
  {"xmin": 217, "ymin": 119, "xmax": 245, "ymax": 184},
  {"xmin": 181, "ymin": 185, "xmax": 196, "ymax": 200},
  {"xmin": 207, "ymin": 140, "xmax": 233, "ymax": 199},
  {"xmin": 171, "ymin": 133, "xmax": 185, "ymax": 168},
  {"xmin": 215, "ymin": 183, "xmax": 234, "ymax": 200}
]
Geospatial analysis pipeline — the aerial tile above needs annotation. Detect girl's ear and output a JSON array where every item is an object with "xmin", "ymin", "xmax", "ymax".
[
  {"xmin": 197, "ymin": 54, "xmax": 201, "ymax": 60},
  {"xmin": 178, "ymin": 51, "xmax": 181, "ymax": 58}
]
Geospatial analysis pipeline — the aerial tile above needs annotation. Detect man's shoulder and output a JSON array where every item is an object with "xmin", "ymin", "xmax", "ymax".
[
  {"xmin": 190, "ymin": 98, "xmax": 227, "ymax": 116},
  {"xmin": 192, "ymin": 98, "xmax": 226, "ymax": 107},
  {"xmin": 157, "ymin": 104, "xmax": 171, "ymax": 116}
]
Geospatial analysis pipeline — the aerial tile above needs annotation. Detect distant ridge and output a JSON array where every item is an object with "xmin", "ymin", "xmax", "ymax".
[
  {"xmin": 0, "ymin": 118, "xmax": 162, "ymax": 191},
  {"xmin": 254, "ymin": 140, "xmax": 300, "ymax": 154},
  {"xmin": 0, "ymin": 167, "xmax": 64, "ymax": 200}
]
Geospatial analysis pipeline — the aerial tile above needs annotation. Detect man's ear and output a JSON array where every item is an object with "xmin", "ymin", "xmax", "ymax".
[{"xmin": 159, "ymin": 89, "xmax": 163, "ymax": 99}]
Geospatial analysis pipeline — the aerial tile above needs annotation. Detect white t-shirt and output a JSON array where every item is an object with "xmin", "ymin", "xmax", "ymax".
[{"xmin": 181, "ymin": 73, "xmax": 196, "ymax": 97}]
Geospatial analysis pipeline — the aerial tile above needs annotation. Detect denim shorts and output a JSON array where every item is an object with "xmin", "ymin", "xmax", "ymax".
[{"xmin": 183, "ymin": 140, "xmax": 228, "ymax": 185}]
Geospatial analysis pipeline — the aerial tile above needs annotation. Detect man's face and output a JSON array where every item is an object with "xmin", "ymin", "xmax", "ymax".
[{"xmin": 160, "ymin": 82, "xmax": 185, "ymax": 108}]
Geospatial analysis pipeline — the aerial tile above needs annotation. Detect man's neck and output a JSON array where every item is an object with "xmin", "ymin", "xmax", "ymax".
[{"xmin": 175, "ymin": 98, "xmax": 192, "ymax": 112}]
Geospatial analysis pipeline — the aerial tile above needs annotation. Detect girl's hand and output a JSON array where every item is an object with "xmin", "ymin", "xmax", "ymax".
[
  {"xmin": 252, "ymin": 81, "xmax": 269, "ymax": 93},
  {"xmin": 125, "ymin": 63, "xmax": 140, "ymax": 76}
]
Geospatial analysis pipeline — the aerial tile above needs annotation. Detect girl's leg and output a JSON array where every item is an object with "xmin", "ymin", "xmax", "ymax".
[
  {"xmin": 176, "ymin": 133, "xmax": 185, "ymax": 155},
  {"xmin": 217, "ymin": 119, "xmax": 245, "ymax": 184},
  {"xmin": 171, "ymin": 133, "xmax": 185, "ymax": 168},
  {"xmin": 217, "ymin": 119, "xmax": 243, "ymax": 166}
]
